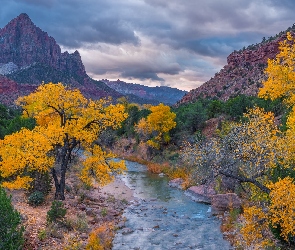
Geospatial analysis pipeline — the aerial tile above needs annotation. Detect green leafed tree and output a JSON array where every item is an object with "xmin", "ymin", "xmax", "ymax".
[{"xmin": 0, "ymin": 187, "xmax": 24, "ymax": 250}]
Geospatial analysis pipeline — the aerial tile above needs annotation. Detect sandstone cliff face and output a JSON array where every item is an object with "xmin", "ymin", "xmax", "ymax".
[
  {"xmin": 0, "ymin": 13, "xmax": 124, "ymax": 105},
  {"xmin": 0, "ymin": 75, "xmax": 38, "ymax": 106},
  {"xmin": 178, "ymin": 32, "xmax": 291, "ymax": 105},
  {"xmin": 0, "ymin": 13, "xmax": 86, "ymax": 77}
]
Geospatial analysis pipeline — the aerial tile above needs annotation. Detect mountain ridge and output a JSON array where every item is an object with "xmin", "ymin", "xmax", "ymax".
[
  {"xmin": 177, "ymin": 27, "xmax": 295, "ymax": 105},
  {"xmin": 102, "ymin": 79, "xmax": 187, "ymax": 105},
  {"xmin": 0, "ymin": 13, "xmax": 185, "ymax": 106}
]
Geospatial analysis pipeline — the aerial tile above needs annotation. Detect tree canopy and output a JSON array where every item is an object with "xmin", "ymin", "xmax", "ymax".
[
  {"xmin": 135, "ymin": 103, "xmax": 176, "ymax": 149},
  {"xmin": 0, "ymin": 82, "xmax": 128, "ymax": 199}
]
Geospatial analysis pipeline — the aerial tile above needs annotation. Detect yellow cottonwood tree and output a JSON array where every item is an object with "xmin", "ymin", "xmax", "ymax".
[
  {"xmin": 135, "ymin": 103, "xmax": 176, "ymax": 149},
  {"xmin": 0, "ymin": 82, "xmax": 128, "ymax": 200},
  {"xmin": 259, "ymin": 32, "xmax": 295, "ymax": 106},
  {"xmin": 259, "ymin": 31, "xmax": 295, "ymax": 141},
  {"xmin": 268, "ymin": 177, "xmax": 295, "ymax": 241},
  {"xmin": 0, "ymin": 127, "xmax": 54, "ymax": 189},
  {"xmin": 240, "ymin": 32, "xmax": 295, "ymax": 247},
  {"xmin": 241, "ymin": 177, "xmax": 295, "ymax": 247}
]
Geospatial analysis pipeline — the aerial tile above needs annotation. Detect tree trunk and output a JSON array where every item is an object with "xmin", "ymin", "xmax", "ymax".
[
  {"xmin": 51, "ymin": 149, "xmax": 70, "ymax": 200},
  {"xmin": 219, "ymin": 170, "xmax": 270, "ymax": 194},
  {"xmin": 51, "ymin": 168, "xmax": 63, "ymax": 200},
  {"xmin": 52, "ymin": 136, "xmax": 77, "ymax": 200}
]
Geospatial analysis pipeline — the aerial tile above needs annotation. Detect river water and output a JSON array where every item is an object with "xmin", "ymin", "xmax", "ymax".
[{"xmin": 112, "ymin": 161, "xmax": 231, "ymax": 250}]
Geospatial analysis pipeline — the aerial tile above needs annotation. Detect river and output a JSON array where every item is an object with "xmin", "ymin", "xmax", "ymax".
[{"xmin": 112, "ymin": 160, "xmax": 231, "ymax": 250}]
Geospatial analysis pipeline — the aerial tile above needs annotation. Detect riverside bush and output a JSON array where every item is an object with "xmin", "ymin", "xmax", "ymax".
[
  {"xmin": 28, "ymin": 191, "xmax": 44, "ymax": 206},
  {"xmin": 0, "ymin": 187, "xmax": 24, "ymax": 250},
  {"xmin": 86, "ymin": 223, "xmax": 114, "ymax": 250},
  {"xmin": 47, "ymin": 200, "xmax": 67, "ymax": 223}
]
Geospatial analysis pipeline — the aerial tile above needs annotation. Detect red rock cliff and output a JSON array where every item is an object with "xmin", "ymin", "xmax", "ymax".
[
  {"xmin": 178, "ymin": 32, "xmax": 291, "ymax": 104},
  {"xmin": 0, "ymin": 13, "xmax": 86, "ymax": 77}
]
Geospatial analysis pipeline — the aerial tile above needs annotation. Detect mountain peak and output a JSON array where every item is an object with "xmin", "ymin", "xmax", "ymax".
[
  {"xmin": 0, "ymin": 13, "xmax": 87, "ymax": 77},
  {"xmin": 17, "ymin": 13, "xmax": 31, "ymax": 20},
  {"xmin": 12, "ymin": 13, "xmax": 34, "ymax": 27}
]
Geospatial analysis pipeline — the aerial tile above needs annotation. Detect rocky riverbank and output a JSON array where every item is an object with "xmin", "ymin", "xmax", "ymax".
[{"xmin": 9, "ymin": 168, "xmax": 134, "ymax": 249}]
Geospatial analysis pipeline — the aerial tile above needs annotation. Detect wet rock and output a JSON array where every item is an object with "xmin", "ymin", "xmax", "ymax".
[
  {"xmin": 122, "ymin": 228, "xmax": 134, "ymax": 235},
  {"xmin": 117, "ymin": 221, "xmax": 125, "ymax": 229},
  {"xmin": 211, "ymin": 193, "xmax": 242, "ymax": 215},
  {"xmin": 184, "ymin": 185, "xmax": 216, "ymax": 204},
  {"xmin": 168, "ymin": 178, "xmax": 183, "ymax": 189}
]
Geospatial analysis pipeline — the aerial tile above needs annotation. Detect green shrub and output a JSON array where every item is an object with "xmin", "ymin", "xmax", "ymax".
[
  {"xmin": 28, "ymin": 191, "xmax": 44, "ymax": 207},
  {"xmin": 37, "ymin": 229, "xmax": 47, "ymax": 241},
  {"xmin": 101, "ymin": 208, "xmax": 108, "ymax": 217},
  {"xmin": 47, "ymin": 200, "xmax": 67, "ymax": 223},
  {"xmin": 0, "ymin": 187, "xmax": 24, "ymax": 250}
]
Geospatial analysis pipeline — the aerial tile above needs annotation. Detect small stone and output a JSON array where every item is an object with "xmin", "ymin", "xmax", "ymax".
[
  {"xmin": 117, "ymin": 221, "xmax": 125, "ymax": 229},
  {"xmin": 122, "ymin": 228, "xmax": 134, "ymax": 235}
]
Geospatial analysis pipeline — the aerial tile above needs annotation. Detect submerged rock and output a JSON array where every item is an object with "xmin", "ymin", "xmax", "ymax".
[{"xmin": 168, "ymin": 178, "xmax": 183, "ymax": 189}]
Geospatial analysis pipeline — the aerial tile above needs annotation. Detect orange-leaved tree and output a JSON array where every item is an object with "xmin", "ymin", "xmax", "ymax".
[
  {"xmin": 135, "ymin": 103, "xmax": 176, "ymax": 149},
  {"xmin": 0, "ymin": 82, "xmax": 128, "ymax": 200}
]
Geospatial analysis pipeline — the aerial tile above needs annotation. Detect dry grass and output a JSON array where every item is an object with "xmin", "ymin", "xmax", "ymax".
[{"xmin": 9, "ymin": 160, "xmax": 128, "ymax": 250}]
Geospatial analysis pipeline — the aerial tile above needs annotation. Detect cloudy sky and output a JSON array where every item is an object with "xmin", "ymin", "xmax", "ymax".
[{"xmin": 1, "ymin": 0, "xmax": 295, "ymax": 91}]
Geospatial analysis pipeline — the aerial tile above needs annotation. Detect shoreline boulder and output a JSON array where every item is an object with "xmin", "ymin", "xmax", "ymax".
[
  {"xmin": 211, "ymin": 193, "xmax": 242, "ymax": 215},
  {"xmin": 184, "ymin": 184, "xmax": 216, "ymax": 204}
]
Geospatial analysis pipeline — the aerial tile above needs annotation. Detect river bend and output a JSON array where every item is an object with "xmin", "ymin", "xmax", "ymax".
[{"xmin": 112, "ymin": 160, "xmax": 231, "ymax": 250}]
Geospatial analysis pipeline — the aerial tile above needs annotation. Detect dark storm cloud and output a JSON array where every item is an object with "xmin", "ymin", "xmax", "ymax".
[
  {"xmin": 1, "ymin": 0, "xmax": 295, "ymax": 90},
  {"xmin": 53, "ymin": 17, "xmax": 140, "ymax": 48},
  {"xmin": 1, "ymin": 0, "xmax": 294, "ymax": 53},
  {"xmin": 0, "ymin": 0, "xmax": 140, "ymax": 48},
  {"xmin": 140, "ymin": 0, "xmax": 294, "ymax": 55}
]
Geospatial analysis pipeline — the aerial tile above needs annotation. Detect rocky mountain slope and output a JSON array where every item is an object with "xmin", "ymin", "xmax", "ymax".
[
  {"xmin": 0, "ymin": 13, "xmax": 87, "ymax": 80},
  {"xmin": 0, "ymin": 13, "xmax": 124, "ymax": 105},
  {"xmin": 0, "ymin": 13, "xmax": 183, "ymax": 106},
  {"xmin": 178, "ymin": 27, "xmax": 295, "ymax": 105},
  {"xmin": 102, "ymin": 79, "xmax": 187, "ymax": 105}
]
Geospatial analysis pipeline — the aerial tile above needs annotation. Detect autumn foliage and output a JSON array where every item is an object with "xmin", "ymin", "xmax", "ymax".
[
  {"xmin": 0, "ymin": 82, "xmax": 128, "ymax": 199},
  {"xmin": 135, "ymin": 103, "xmax": 176, "ymax": 149},
  {"xmin": 236, "ymin": 32, "xmax": 295, "ymax": 247}
]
